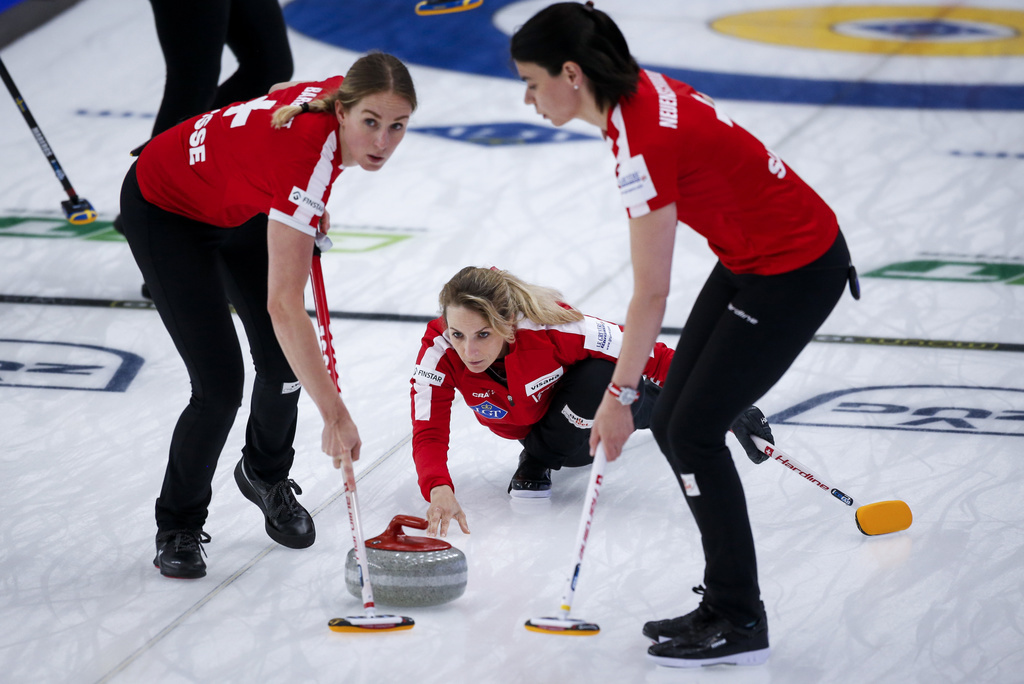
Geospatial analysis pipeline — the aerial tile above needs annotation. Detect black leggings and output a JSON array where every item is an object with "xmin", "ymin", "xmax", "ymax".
[
  {"xmin": 650, "ymin": 231, "xmax": 852, "ymax": 624},
  {"xmin": 148, "ymin": 0, "xmax": 293, "ymax": 136},
  {"xmin": 120, "ymin": 164, "xmax": 300, "ymax": 532},
  {"xmin": 523, "ymin": 358, "xmax": 660, "ymax": 469}
]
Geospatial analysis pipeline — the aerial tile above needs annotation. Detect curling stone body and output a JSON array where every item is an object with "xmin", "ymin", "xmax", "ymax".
[{"xmin": 345, "ymin": 515, "xmax": 467, "ymax": 607}]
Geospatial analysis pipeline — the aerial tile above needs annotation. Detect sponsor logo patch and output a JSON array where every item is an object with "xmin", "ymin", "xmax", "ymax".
[
  {"xmin": 469, "ymin": 400, "xmax": 508, "ymax": 420},
  {"xmin": 728, "ymin": 302, "xmax": 759, "ymax": 325},
  {"xmin": 616, "ymin": 154, "xmax": 658, "ymax": 208},
  {"xmin": 526, "ymin": 367, "xmax": 564, "ymax": 397},
  {"xmin": 413, "ymin": 365, "xmax": 445, "ymax": 386},
  {"xmin": 282, "ymin": 381, "xmax": 301, "ymax": 394},
  {"xmin": 288, "ymin": 186, "xmax": 326, "ymax": 216},
  {"xmin": 561, "ymin": 404, "xmax": 593, "ymax": 430},
  {"xmin": 680, "ymin": 473, "xmax": 701, "ymax": 497},
  {"xmin": 584, "ymin": 317, "xmax": 622, "ymax": 356}
]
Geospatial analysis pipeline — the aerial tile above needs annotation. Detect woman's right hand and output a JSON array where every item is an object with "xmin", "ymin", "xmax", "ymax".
[
  {"xmin": 426, "ymin": 485, "xmax": 470, "ymax": 538},
  {"xmin": 323, "ymin": 410, "xmax": 361, "ymax": 486}
]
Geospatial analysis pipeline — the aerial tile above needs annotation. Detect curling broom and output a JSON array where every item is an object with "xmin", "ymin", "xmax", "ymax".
[
  {"xmin": 311, "ymin": 248, "xmax": 414, "ymax": 633},
  {"xmin": 752, "ymin": 436, "xmax": 912, "ymax": 536},
  {"xmin": 524, "ymin": 444, "xmax": 607, "ymax": 636}
]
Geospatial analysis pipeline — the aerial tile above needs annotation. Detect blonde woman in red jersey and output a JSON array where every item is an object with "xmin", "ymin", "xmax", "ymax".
[
  {"xmin": 511, "ymin": 2, "xmax": 859, "ymax": 668},
  {"xmin": 410, "ymin": 266, "xmax": 673, "ymax": 537},
  {"xmin": 119, "ymin": 53, "xmax": 416, "ymax": 579}
]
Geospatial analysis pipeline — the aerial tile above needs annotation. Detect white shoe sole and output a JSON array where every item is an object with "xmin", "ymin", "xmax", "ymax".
[
  {"xmin": 647, "ymin": 646, "xmax": 770, "ymax": 668},
  {"xmin": 509, "ymin": 488, "xmax": 551, "ymax": 499}
]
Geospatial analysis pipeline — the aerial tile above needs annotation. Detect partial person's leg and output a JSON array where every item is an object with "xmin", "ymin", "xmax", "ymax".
[
  {"xmin": 215, "ymin": 0, "xmax": 294, "ymax": 108},
  {"xmin": 524, "ymin": 358, "xmax": 661, "ymax": 469},
  {"xmin": 120, "ymin": 165, "xmax": 243, "ymax": 533},
  {"xmin": 217, "ymin": 215, "xmax": 300, "ymax": 484},
  {"xmin": 653, "ymin": 239, "xmax": 850, "ymax": 625},
  {"xmin": 147, "ymin": 0, "xmax": 231, "ymax": 135},
  {"xmin": 218, "ymin": 216, "xmax": 314, "ymax": 548}
]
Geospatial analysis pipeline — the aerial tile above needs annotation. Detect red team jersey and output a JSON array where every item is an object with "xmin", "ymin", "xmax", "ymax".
[
  {"xmin": 136, "ymin": 77, "xmax": 346, "ymax": 235},
  {"xmin": 410, "ymin": 314, "xmax": 674, "ymax": 500},
  {"xmin": 607, "ymin": 70, "xmax": 839, "ymax": 275}
]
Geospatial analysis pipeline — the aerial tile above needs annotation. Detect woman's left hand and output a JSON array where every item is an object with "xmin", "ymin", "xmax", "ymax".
[{"xmin": 589, "ymin": 392, "xmax": 635, "ymax": 462}]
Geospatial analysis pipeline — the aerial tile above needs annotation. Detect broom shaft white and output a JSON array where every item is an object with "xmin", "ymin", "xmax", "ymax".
[
  {"xmin": 311, "ymin": 256, "xmax": 378, "ymax": 617},
  {"xmin": 752, "ymin": 436, "xmax": 858, "ymax": 508},
  {"xmin": 558, "ymin": 444, "xmax": 607, "ymax": 618}
]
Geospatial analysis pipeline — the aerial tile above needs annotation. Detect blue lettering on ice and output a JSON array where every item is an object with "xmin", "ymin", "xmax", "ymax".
[
  {"xmin": 414, "ymin": 122, "xmax": 596, "ymax": 147},
  {"xmin": 470, "ymin": 401, "xmax": 508, "ymax": 420},
  {"xmin": 0, "ymin": 339, "xmax": 143, "ymax": 392}
]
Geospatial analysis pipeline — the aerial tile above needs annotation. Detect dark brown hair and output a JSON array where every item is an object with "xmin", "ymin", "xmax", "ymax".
[{"xmin": 510, "ymin": 2, "xmax": 639, "ymax": 111}]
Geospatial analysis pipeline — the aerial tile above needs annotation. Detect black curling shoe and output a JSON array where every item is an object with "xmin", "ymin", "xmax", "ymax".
[
  {"xmin": 507, "ymin": 450, "xmax": 552, "ymax": 498},
  {"xmin": 153, "ymin": 529, "xmax": 211, "ymax": 579},
  {"xmin": 234, "ymin": 458, "xmax": 315, "ymax": 548},
  {"xmin": 645, "ymin": 598, "xmax": 770, "ymax": 668}
]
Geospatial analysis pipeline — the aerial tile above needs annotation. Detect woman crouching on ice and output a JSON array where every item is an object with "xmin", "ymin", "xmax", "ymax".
[{"xmin": 410, "ymin": 266, "xmax": 674, "ymax": 537}]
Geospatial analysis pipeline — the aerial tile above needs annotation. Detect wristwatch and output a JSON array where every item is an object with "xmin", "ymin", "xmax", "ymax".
[{"xmin": 607, "ymin": 382, "xmax": 639, "ymax": 406}]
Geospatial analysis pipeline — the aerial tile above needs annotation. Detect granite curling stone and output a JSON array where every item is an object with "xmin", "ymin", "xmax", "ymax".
[{"xmin": 345, "ymin": 515, "xmax": 467, "ymax": 607}]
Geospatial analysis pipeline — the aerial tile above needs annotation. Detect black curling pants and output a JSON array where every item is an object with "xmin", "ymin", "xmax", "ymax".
[
  {"xmin": 120, "ymin": 164, "xmax": 301, "ymax": 532},
  {"xmin": 523, "ymin": 358, "xmax": 660, "ymax": 469},
  {"xmin": 649, "ymin": 231, "xmax": 852, "ymax": 625},
  {"xmin": 148, "ymin": 0, "xmax": 293, "ymax": 136}
]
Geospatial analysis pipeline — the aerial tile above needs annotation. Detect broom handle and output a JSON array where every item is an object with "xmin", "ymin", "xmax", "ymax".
[
  {"xmin": 310, "ymin": 252, "xmax": 377, "ymax": 616},
  {"xmin": 557, "ymin": 443, "xmax": 607, "ymax": 618},
  {"xmin": 752, "ymin": 436, "xmax": 857, "ymax": 508}
]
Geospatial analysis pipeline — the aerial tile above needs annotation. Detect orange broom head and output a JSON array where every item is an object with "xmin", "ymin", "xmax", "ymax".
[
  {"xmin": 855, "ymin": 500, "xmax": 913, "ymax": 536},
  {"xmin": 524, "ymin": 618, "xmax": 600, "ymax": 636},
  {"xmin": 328, "ymin": 616, "xmax": 415, "ymax": 633}
]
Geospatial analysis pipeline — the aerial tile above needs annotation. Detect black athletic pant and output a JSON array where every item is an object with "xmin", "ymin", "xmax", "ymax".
[
  {"xmin": 650, "ymin": 231, "xmax": 852, "ymax": 625},
  {"xmin": 523, "ymin": 358, "xmax": 660, "ymax": 469},
  {"xmin": 120, "ymin": 164, "xmax": 301, "ymax": 532},
  {"xmin": 148, "ymin": 0, "xmax": 293, "ymax": 136}
]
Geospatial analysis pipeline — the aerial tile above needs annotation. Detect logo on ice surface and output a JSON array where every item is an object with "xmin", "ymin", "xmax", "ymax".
[
  {"xmin": 771, "ymin": 385, "xmax": 1024, "ymax": 437},
  {"xmin": 0, "ymin": 339, "xmax": 143, "ymax": 392}
]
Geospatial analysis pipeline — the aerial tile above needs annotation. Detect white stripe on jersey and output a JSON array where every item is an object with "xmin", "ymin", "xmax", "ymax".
[
  {"xmin": 515, "ymin": 316, "xmax": 628, "ymax": 358},
  {"xmin": 413, "ymin": 334, "xmax": 452, "ymax": 421},
  {"xmin": 516, "ymin": 316, "xmax": 652, "ymax": 359},
  {"xmin": 609, "ymin": 103, "xmax": 652, "ymax": 219},
  {"xmin": 268, "ymin": 130, "xmax": 339, "ymax": 237}
]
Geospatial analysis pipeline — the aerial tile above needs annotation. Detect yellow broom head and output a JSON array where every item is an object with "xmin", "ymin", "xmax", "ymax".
[{"xmin": 855, "ymin": 500, "xmax": 913, "ymax": 536}]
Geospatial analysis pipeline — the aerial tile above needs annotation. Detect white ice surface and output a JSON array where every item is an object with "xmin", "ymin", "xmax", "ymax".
[{"xmin": 1, "ymin": 1, "xmax": 1023, "ymax": 683}]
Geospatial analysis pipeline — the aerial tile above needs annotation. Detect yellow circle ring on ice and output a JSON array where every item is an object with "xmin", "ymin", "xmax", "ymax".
[{"xmin": 711, "ymin": 6, "xmax": 1024, "ymax": 56}]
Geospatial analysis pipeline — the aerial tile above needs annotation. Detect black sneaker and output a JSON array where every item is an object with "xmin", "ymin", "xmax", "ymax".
[
  {"xmin": 234, "ymin": 458, "xmax": 315, "ymax": 548},
  {"xmin": 646, "ymin": 600, "xmax": 770, "ymax": 668},
  {"xmin": 153, "ymin": 529, "xmax": 210, "ymax": 579},
  {"xmin": 645, "ymin": 586, "xmax": 721, "ymax": 642},
  {"xmin": 508, "ymin": 450, "xmax": 551, "ymax": 499}
]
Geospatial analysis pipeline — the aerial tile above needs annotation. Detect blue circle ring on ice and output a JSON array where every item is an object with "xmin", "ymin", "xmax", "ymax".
[
  {"xmin": 712, "ymin": 6, "xmax": 1024, "ymax": 56},
  {"xmin": 282, "ymin": 0, "xmax": 1024, "ymax": 110}
]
